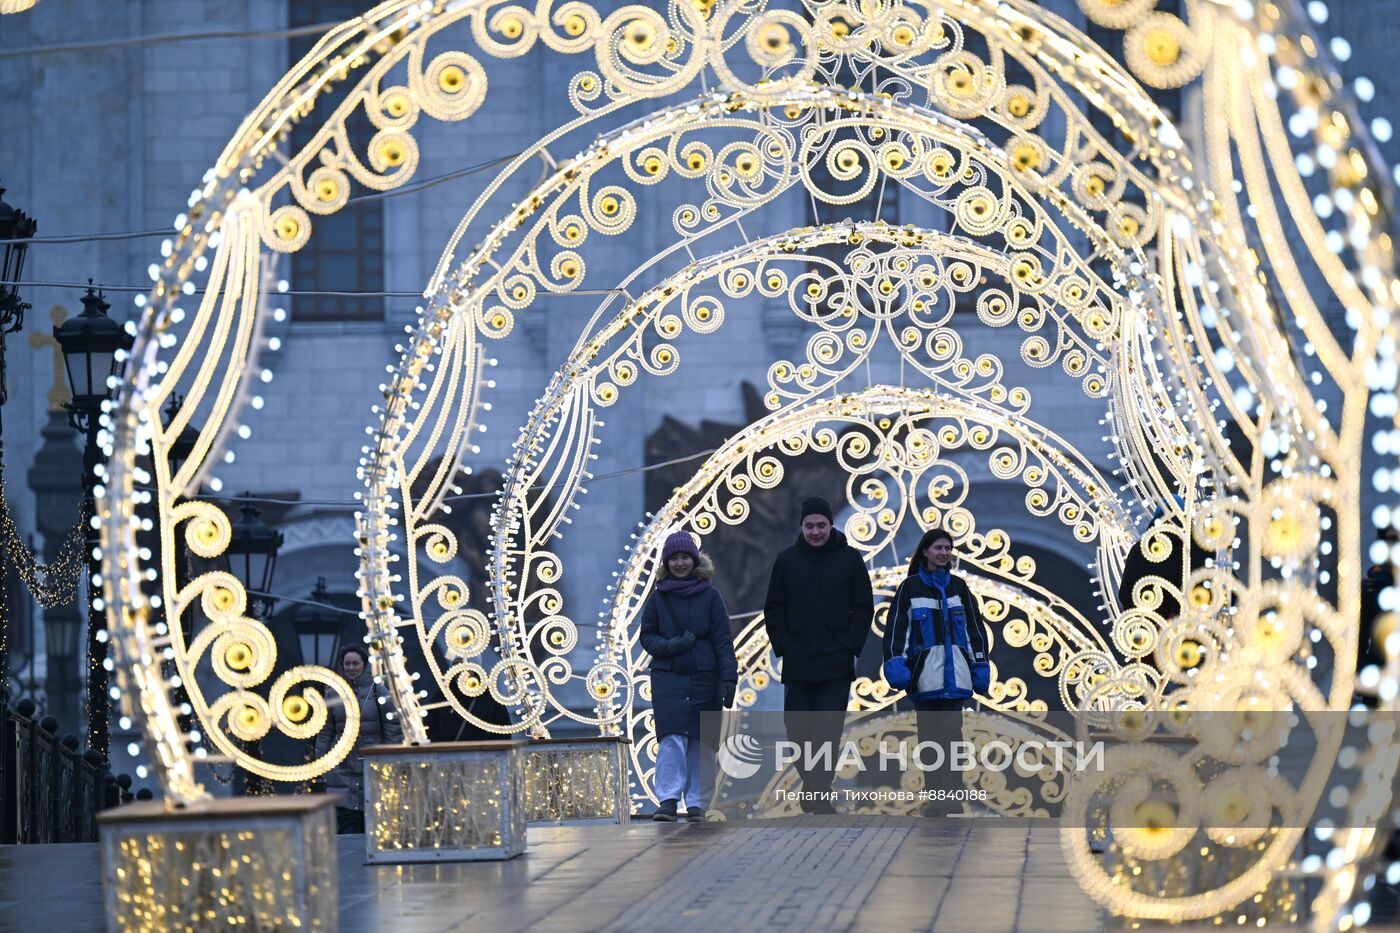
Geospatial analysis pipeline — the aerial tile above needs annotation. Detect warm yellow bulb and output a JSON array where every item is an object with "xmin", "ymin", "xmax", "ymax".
[
  {"xmin": 224, "ymin": 642, "xmax": 253, "ymax": 671},
  {"xmin": 625, "ymin": 19, "xmax": 655, "ymax": 51},
  {"xmin": 1144, "ymin": 27, "xmax": 1180, "ymax": 66},
  {"xmin": 437, "ymin": 66, "xmax": 466, "ymax": 93},
  {"xmin": 1134, "ymin": 800, "xmax": 1176, "ymax": 835}
]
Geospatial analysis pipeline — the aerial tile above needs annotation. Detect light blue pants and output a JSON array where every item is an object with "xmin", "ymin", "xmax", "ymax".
[{"xmin": 654, "ymin": 734, "xmax": 712, "ymax": 808}]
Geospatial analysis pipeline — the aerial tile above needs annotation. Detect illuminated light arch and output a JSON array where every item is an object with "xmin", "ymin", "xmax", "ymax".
[
  {"xmin": 361, "ymin": 63, "xmax": 1354, "ymax": 763},
  {"xmin": 607, "ymin": 384, "xmax": 1136, "ymax": 802},
  {"xmin": 450, "ymin": 217, "xmax": 1157, "ymax": 738},
  {"xmin": 358, "ymin": 50, "xmax": 1290, "ymax": 741},
  {"xmin": 95, "ymin": 0, "xmax": 1400, "ymax": 925}
]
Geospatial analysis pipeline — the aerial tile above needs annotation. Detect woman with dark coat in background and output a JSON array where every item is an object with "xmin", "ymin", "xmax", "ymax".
[
  {"xmin": 314, "ymin": 644, "xmax": 404, "ymax": 833},
  {"xmin": 639, "ymin": 530, "xmax": 738, "ymax": 822}
]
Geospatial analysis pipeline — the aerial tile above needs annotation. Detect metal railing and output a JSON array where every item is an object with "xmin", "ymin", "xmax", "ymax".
[{"xmin": 0, "ymin": 697, "xmax": 132, "ymax": 844}]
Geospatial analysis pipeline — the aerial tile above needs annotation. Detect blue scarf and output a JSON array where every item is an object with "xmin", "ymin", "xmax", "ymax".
[
  {"xmin": 912, "ymin": 566, "xmax": 952, "ymax": 651},
  {"xmin": 658, "ymin": 576, "xmax": 711, "ymax": 598},
  {"xmin": 918, "ymin": 567, "xmax": 951, "ymax": 590}
]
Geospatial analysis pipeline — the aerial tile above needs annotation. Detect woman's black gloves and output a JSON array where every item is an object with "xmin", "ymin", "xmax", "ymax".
[
  {"xmin": 665, "ymin": 629, "xmax": 696, "ymax": 655},
  {"xmin": 722, "ymin": 681, "xmax": 737, "ymax": 708}
]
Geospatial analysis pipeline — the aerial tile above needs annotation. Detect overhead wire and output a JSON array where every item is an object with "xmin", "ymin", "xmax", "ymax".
[
  {"xmin": 0, "ymin": 281, "xmax": 626, "ymax": 299},
  {"xmin": 134, "ymin": 448, "xmax": 720, "ymax": 510},
  {"xmin": 244, "ymin": 588, "xmax": 361, "ymax": 617},
  {"xmin": 0, "ymin": 151, "xmax": 526, "ymax": 246},
  {"xmin": 0, "ymin": 20, "xmax": 344, "ymax": 59}
]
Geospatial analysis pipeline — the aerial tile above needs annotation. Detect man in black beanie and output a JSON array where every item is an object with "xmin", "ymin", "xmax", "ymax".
[{"xmin": 762, "ymin": 495, "xmax": 874, "ymax": 813}]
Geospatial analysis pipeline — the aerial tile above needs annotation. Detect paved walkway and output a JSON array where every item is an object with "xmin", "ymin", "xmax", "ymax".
[{"xmin": 1, "ymin": 817, "xmax": 1105, "ymax": 932}]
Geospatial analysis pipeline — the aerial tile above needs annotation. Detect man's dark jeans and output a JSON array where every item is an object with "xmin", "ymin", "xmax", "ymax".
[{"xmin": 783, "ymin": 678, "xmax": 851, "ymax": 806}]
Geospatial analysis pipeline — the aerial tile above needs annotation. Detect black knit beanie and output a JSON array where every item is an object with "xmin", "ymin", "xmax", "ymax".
[{"xmin": 799, "ymin": 496, "xmax": 833, "ymax": 523}]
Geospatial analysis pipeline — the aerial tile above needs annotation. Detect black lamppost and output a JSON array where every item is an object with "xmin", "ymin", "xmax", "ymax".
[
  {"xmin": 54, "ymin": 284, "xmax": 132, "ymax": 760},
  {"xmin": 0, "ymin": 183, "xmax": 36, "ymax": 421},
  {"xmin": 0, "ymin": 184, "xmax": 36, "ymax": 694},
  {"xmin": 164, "ymin": 395, "xmax": 198, "ymax": 476},
  {"xmin": 41, "ymin": 599, "xmax": 82, "ymax": 713},
  {"xmin": 226, "ymin": 497, "xmax": 282, "ymax": 795},
  {"xmin": 293, "ymin": 577, "xmax": 344, "ymax": 669},
  {"xmin": 160, "ymin": 397, "xmax": 199, "ymax": 734},
  {"xmin": 227, "ymin": 498, "xmax": 282, "ymax": 620}
]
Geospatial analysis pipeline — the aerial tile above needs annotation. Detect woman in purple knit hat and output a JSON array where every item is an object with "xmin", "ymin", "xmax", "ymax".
[{"xmin": 638, "ymin": 529, "xmax": 738, "ymax": 822}]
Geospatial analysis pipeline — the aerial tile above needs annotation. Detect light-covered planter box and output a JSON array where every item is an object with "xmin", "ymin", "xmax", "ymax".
[
  {"xmin": 362, "ymin": 740, "xmax": 525, "ymax": 863},
  {"xmin": 98, "ymin": 795, "xmax": 337, "ymax": 932},
  {"xmin": 525, "ymin": 736, "xmax": 631, "ymax": 825}
]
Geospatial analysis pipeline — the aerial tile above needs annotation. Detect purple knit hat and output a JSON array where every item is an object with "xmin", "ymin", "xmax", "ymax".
[{"xmin": 661, "ymin": 530, "xmax": 700, "ymax": 562}]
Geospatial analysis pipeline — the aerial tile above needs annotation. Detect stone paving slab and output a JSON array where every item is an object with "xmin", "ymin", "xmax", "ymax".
[{"xmin": 0, "ymin": 817, "xmax": 1107, "ymax": 932}]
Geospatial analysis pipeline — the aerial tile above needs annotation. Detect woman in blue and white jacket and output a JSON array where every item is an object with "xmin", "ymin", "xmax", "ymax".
[{"xmin": 882, "ymin": 528, "xmax": 991, "ymax": 813}]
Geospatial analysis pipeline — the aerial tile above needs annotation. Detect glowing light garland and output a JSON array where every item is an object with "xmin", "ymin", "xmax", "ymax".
[
  {"xmin": 96, "ymin": 0, "xmax": 1400, "ymax": 925},
  {"xmin": 0, "ymin": 474, "xmax": 88, "ymax": 608}
]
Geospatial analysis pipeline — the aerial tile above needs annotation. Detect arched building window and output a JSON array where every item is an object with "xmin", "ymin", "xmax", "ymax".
[{"xmin": 287, "ymin": 0, "xmax": 386, "ymax": 322}]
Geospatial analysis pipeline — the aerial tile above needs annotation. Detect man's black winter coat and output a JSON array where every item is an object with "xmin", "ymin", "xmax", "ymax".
[{"xmin": 762, "ymin": 529, "xmax": 874, "ymax": 683}]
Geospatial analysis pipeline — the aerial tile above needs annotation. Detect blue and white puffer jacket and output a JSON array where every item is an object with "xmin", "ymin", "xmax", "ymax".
[{"xmin": 882, "ymin": 568, "xmax": 991, "ymax": 699}]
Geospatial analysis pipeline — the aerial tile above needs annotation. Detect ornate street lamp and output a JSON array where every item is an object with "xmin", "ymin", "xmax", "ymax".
[
  {"xmin": 0, "ymin": 183, "xmax": 36, "ymax": 695},
  {"xmin": 54, "ymin": 284, "xmax": 133, "ymax": 760},
  {"xmin": 55, "ymin": 285, "xmax": 130, "ymax": 430},
  {"xmin": 0, "ymin": 183, "xmax": 36, "ymax": 414},
  {"xmin": 227, "ymin": 499, "xmax": 283, "ymax": 619},
  {"xmin": 293, "ymin": 577, "xmax": 345, "ymax": 670},
  {"xmin": 41, "ymin": 601, "xmax": 81, "ymax": 700}
]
